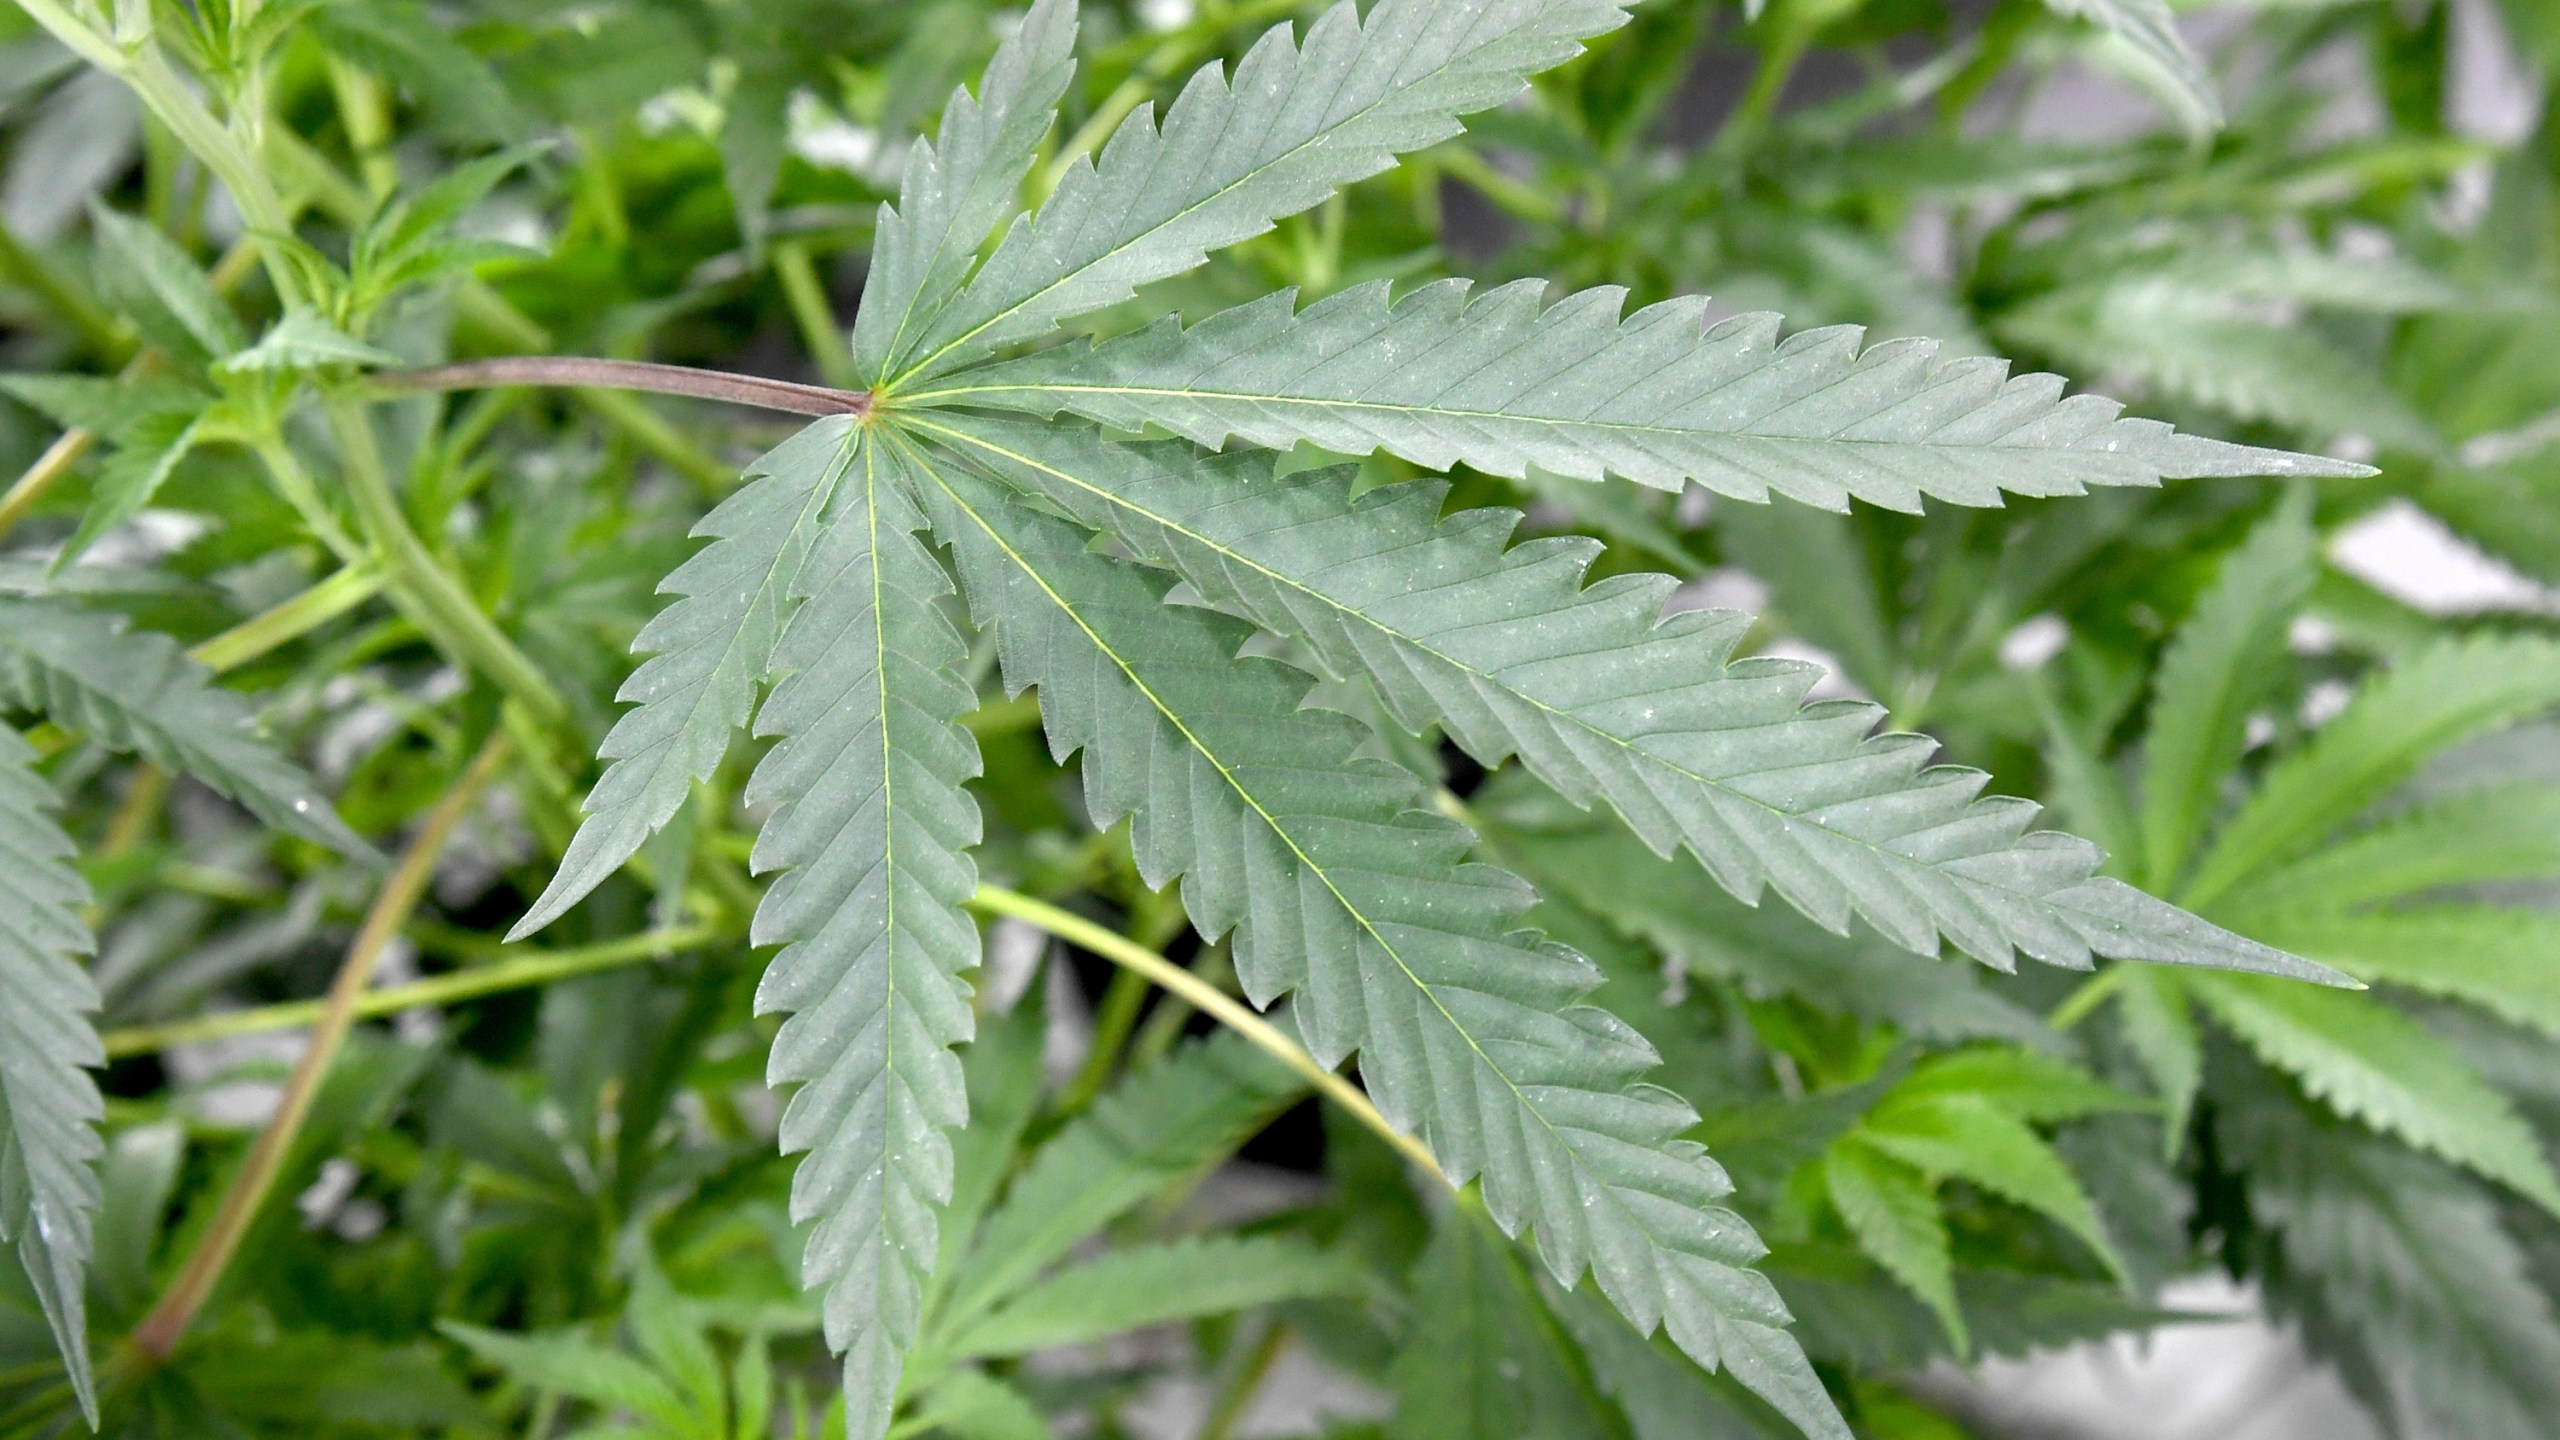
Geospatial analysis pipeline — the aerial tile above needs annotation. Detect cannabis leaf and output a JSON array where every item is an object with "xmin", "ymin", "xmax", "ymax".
[
  {"xmin": 1813, "ymin": 1048, "xmax": 2149, "ymax": 1353},
  {"xmin": 0, "ymin": 595, "xmax": 367, "ymax": 857},
  {"xmin": 927, "ymin": 281, "xmax": 2366, "ymax": 509},
  {"xmin": 2183, "ymin": 635, "xmax": 2560, "ymax": 910},
  {"xmin": 946, "ymin": 1235, "xmax": 1365, "ymax": 1357},
  {"xmin": 1394, "ymin": 1202, "xmax": 1630, "ymax": 1439},
  {"xmin": 512, "ymin": 419, "xmax": 859, "ymax": 936},
  {"xmin": 912, "ymin": 1031, "xmax": 1304, "ymax": 1382},
  {"xmin": 1823, "ymin": 1143, "xmax": 1956, "ymax": 1352},
  {"xmin": 0, "ymin": 727, "xmax": 102, "ymax": 1427},
  {"xmin": 879, "ymin": 0, "xmax": 1636, "ymax": 387},
  {"xmin": 917, "ymin": 415, "xmax": 2341, "ymax": 979},
  {"xmin": 743, "ymin": 436, "xmax": 984, "ymax": 1439},
  {"xmin": 2136, "ymin": 487, "xmax": 2318, "ymax": 894},
  {"xmin": 493, "ymin": 6, "xmax": 2382, "ymax": 1438},
  {"xmin": 2223, "ymin": 1088, "xmax": 2560, "ymax": 1439},
  {"xmin": 848, "ymin": 0, "xmax": 1079, "ymax": 383},
  {"xmin": 906, "ymin": 440, "xmax": 1845, "ymax": 1440},
  {"xmin": 2067, "ymin": 523, "xmax": 2560, "ymax": 1208}
]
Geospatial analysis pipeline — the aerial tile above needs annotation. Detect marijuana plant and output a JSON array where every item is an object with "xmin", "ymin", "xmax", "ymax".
[
  {"xmin": 7, "ymin": 0, "xmax": 2553, "ymax": 1437},
  {"xmin": 450, "ymin": 3, "xmax": 2361, "ymax": 1434}
]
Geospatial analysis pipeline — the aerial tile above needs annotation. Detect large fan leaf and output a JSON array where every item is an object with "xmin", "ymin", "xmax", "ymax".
[
  {"xmin": 904, "ymin": 437, "xmax": 1849, "ymax": 1440},
  {"xmin": 883, "ymin": 0, "xmax": 1633, "ymax": 387},
  {"xmin": 0, "ymin": 595, "xmax": 366, "ymax": 858},
  {"xmin": 922, "ymin": 281, "xmax": 2367, "ymax": 510},
  {"xmin": 741, "ymin": 436, "xmax": 985, "ymax": 1440},
  {"xmin": 0, "ymin": 727, "xmax": 102, "ymax": 1425},
  {"xmin": 849, "ymin": 0, "xmax": 1078, "ymax": 382},
  {"xmin": 916, "ymin": 414, "xmax": 2340, "ymax": 980},
  {"xmin": 1476, "ymin": 784, "xmax": 2051, "ymax": 1049},
  {"xmin": 512, "ymin": 418, "xmax": 860, "ymax": 937}
]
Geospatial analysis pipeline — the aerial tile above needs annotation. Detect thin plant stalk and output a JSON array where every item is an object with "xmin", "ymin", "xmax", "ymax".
[
  {"xmin": 101, "ymin": 923, "xmax": 714, "ymax": 1060},
  {"xmin": 966, "ymin": 884, "xmax": 1445, "ymax": 1180},
  {"xmin": 128, "ymin": 732, "xmax": 511, "ymax": 1363}
]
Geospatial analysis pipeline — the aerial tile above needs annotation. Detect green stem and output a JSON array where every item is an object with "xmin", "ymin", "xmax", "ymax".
[
  {"xmin": 128, "ymin": 733, "xmax": 510, "ymax": 1362},
  {"xmin": 772, "ymin": 240, "xmax": 862, "ymax": 391},
  {"xmin": 1198, "ymin": 1322, "xmax": 1291, "ymax": 1440},
  {"xmin": 2047, "ymin": 966, "xmax": 2128, "ymax": 1032},
  {"xmin": 0, "ymin": 427, "xmax": 95, "ymax": 542},
  {"xmin": 324, "ymin": 55, "xmax": 399, "ymax": 201},
  {"xmin": 1057, "ymin": 965, "xmax": 1153, "ymax": 1114},
  {"xmin": 188, "ymin": 565, "xmax": 386, "ymax": 674},
  {"xmin": 250, "ymin": 431, "xmax": 365, "ymax": 564},
  {"xmin": 966, "ymin": 885, "xmax": 1444, "ymax": 1178},
  {"xmin": 101, "ymin": 924, "xmax": 712, "ymax": 1059},
  {"xmin": 322, "ymin": 395, "xmax": 569, "ymax": 723}
]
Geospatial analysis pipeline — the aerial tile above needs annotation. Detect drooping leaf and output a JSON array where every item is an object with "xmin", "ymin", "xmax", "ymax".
[
  {"xmin": 742, "ymin": 437, "xmax": 984, "ymax": 1440},
  {"xmin": 947, "ymin": 1235, "xmax": 1367, "ymax": 1358},
  {"xmin": 512, "ymin": 418, "xmax": 860, "ymax": 937},
  {"xmin": 2183, "ymin": 635, "xmax": 2560, "ymax": 909},
  {"xmin": 0, "ymin": 726, "xmax": 100, "ymax": 1427},
  {"xmin": 2187, "ymin": 972, "xmax": 2560, "ymax": 1214},
  {"xmin": 906, "ymin": 441, "xmax": 1849, "ymax": 1440},
  {"xmin": 0, "ymin": 594, "xmax": 368, "ymax": 856},
  {"xmin": 883, "ymin": 0, "xmax": 1636, "ymax": 386},
  {"xmin": 920, "ymin": 414, "xmax": 2342, "ymax": 982},
  {"xmin": 1824, "ymin": 1141, "xmax": 1961, "ymax": 1353},
  {"xmin": 927, "ymin": 281, "xmax": 2364, "ymax": 509},
  {"xmin": 848, "ymin": 0, "xmax": 1078, "ymax": 382},
  {"xmin": 2138, "ymin": 488, "xmax": 2317, "ymax": 894}
]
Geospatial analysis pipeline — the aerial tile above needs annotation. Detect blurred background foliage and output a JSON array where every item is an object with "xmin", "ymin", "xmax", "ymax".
[{"xmin": 2, "ymin": 0, "xmax": 2559, "ymax": 1437}]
